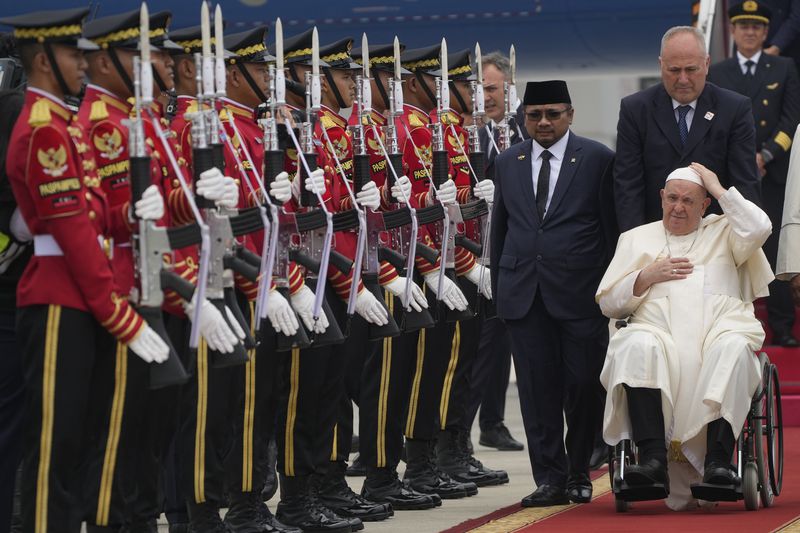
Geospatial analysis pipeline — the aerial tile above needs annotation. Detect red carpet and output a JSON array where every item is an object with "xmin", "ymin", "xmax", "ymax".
[{"xmin": 449, "ymin": 428, "xmax": 800, "ymax": 533}]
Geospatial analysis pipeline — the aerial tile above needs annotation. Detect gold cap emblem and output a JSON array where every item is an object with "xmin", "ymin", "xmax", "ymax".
[{"xmin": 743, "ymin": 1, "xmax": 758, "ymax": 12}]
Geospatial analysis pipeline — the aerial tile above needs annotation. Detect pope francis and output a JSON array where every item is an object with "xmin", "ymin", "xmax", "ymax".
[{"xmin": 596, "ymin": 162, "xmax": 774, "ymax": 510}]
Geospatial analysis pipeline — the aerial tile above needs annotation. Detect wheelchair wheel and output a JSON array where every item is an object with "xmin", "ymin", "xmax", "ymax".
[
  {"xmin": 753, "ymin": 414, "xmax": 774, "ymax": 508},
  {"xmin": 743, "ymin": 462, "xmax": 759, "ymax": 511},
  {"xmin": 765, "ymin": 364, "xmax": 784, "ymax": 496}
]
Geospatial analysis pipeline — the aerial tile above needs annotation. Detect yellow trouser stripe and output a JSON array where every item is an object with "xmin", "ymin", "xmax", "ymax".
[
  {"xmin": 377, "ymin": 292, "xmax": 393, "ymax": 467},
  {"xmin": 405, "ymin": 327, "xmax": 426, "ymax": 437},
  {"xmin": 330, "ymin": 424, "xmax": 338, "ymax": 461},
  {"xmin": 194, "ymin": 340, "xmax": 208, "ymax": 503},
  {"xmin": 35, "ymin": 304, "xmax": 60, "ymax": 533},
  {"xmin": 439, "ymin": 322, "xmax": 461, "ymax": 429},
  {"xmin": 95, "ymin": 342, "xmax": 128, "ymax": 525},
  {"xmin": 242, "ymin": 302, "xmax": 257, "ymax": 492},
  {"xmin": 284, "ymin": 348, "xmax": 300, "ymax": 476}
]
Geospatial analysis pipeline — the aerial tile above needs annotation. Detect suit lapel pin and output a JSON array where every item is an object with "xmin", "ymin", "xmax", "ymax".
[
  {"xmin": 570, "ymin": 157, "xmax": 576, "ymax": 163},
  {"xmin": 704, "ymin": 111, "xmax": 714, "ymax": 121},
  {"xmin": 517, "ymin": 154, "xmax": 526, "ymax": 160}
]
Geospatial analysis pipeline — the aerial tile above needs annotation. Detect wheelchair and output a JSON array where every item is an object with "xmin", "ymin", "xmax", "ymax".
[{"xmin": 608, "ymin": 351, "xmax": 784, "ymax": 512}]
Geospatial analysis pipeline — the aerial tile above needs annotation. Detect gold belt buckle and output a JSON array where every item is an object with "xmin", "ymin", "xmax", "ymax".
[{"xmin": 97, "ymin": 235, "xmax": 114, "ymax": 260}]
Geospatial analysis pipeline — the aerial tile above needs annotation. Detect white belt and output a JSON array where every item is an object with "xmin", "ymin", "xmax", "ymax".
[{"xmin": 34, "ymin": 234, "xmax": 114, "ymax": 259}]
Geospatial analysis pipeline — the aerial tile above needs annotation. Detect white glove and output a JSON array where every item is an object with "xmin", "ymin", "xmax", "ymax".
[
  {"xmin": 196, "ymin": 167, "xmax": 227, "ymax": 201},
  {"xmin": 266, "ymin": 290, "xmax": 300, "ymax": 336},
  {"xmin": 423, "ymin": 271, "xmax": 469, "ymax": 311},
  {"xmin": 390, "ymin": 175, "xmax": 412, "ymax": 203},
  {"xmin": 356, "ymin": 181, "xmax": 381, "ymax": 210},
  {"xmin": 184, "ymin": 297, "xmax": 243, "ymax": 353},
  {"xmin": 269, "ymin": 171, "xmax": 292, "ymax": 204},
  {"xmin": 134, "ymin": 185, "xmax": 165, "ymax": 221},
  {"xmin": 10, "ymin": 208, "xmax": 31, "ymax": 242},
  {"xmin": 289, "ymin": 284, "xmax": 329, "ymax": 334},
  {"xmin": 431, "ymin": 179, "xmax": 457, "ymax": 206},
  {"xmin": 128, "ymin": 324, "xmax": 170, "ymax": 363},
  {"xmin": 383, "ymin": 276, "xmax": 428, "ymax": 312},
  {"xmin": 473, "ymin": 180, "xmax": 495, "ymax": 203},
  {"xmin": 292, "ymin": 168, "xmax": 326, "ymax": 200},
  {"xmin": 216, "ymin": 177, "xmax": 239, "ymax": 209},
  {"xmin": 355, "ymin": 289, "xmax": 389, "ymax": 325},
  {"xmin": 464, "ymin": 264, "xmax": 492, "ymax": 300}
]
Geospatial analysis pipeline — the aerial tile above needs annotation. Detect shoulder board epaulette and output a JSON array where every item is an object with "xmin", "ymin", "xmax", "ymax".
[
  {"xmin": 408, "ymin": 113, "xmax": 424, "ymax": 128},
  {"xmin": 321, "ymin": 114, "xmax": 336, "ymax": 130},
  {"xmin": 28, "ymin": 99, "xmax": 52, "ymax": 127},
  {"xmin": 90, "ymin": 100, "xmax": 109, "ymax": 122},
  {"xmin": 219, "ymin": 108, "xmax": 230, "ymax": 121}
]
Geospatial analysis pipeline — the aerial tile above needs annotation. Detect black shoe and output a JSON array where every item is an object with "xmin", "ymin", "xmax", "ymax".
[
  {"xmin": 436, "ymin": 429, "xmax": 504, "ymax": 487},
  {"xmin": 318, "ymin": 463, "xmax": 391, "ymax": 522},
  {"xmin": 773, "ymin": 333, "xmax": 800, "ymax": 347},
  {"xmin": 186, "ymin": 500, "xmax": 227, "ymax": 533},
  {"xmin": 362, "ymin": 467, "xmax": 440, "ymax": 510},
  {"xmin": 255, "ymin": 502, "xmax": 301, "ymax": 533},
  {"xmin": 459, "ymin": 431, "xmax": 509, "ymax": 485},
  {"xmin": 589, "ymin": 441, "xmax": 608, "ymax": 471},
  {"xmin": 702, "ymin": 463, "xmax": 737, "ymax": 485},
  {"xmin": 226, "ymin": 491, "xmax": 280, "ymax": 532},
  {"xmin": 262, "ymin": 439, "xmax": 279, "ymax": 502},
  {"xmin": 566, "ymin": 473, "xmax": 592, "ymax": 503},
  {"xmin": 345, "ymin": 454, "xmax": 366, "ymax": 477},
  {"xmin": 521, "ymin": 484, "xmax": 569, "ymax": 507},
  {"xmin": 624, "ymin": 458, "xmax": 669, "ymax": 487},
  {"xmin": 276, "ymin": 475, "xmax": 352, "ymax": 532},
  {"xmin": 403, "ymin": 438, "xmax": 472, "ymax": 499},
  {"xmin": 479, "ymin": 423, "xmax": 524, "ymax": 451}
]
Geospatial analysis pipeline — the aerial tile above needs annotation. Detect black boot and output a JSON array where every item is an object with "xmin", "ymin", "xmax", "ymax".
[
  {"xmin": 317, "ymin": 462, "xmax": 391, "ymax": 522},
  {"xmin": 436, "ymin": 429, "xmax": 501, "ymax": 487},
  {"xmin": 275, "ymin": 474, "xmax": 352, "ymax": 532},
  {"xmin": 362, "ymin": 466, "xmax": 440, "ymax": 510},
  {"xmin": 123, "ymin": 520, "xmax": 158, "ymax": 533},
  {"xmin": 255, "ymin": 501, "xmax": 302, "ymax": 533},
  {"xmin": 262, "ymin": 439, "xmax": 279, "ymax": 502},
  {"xmin": 186, "ymin": 500, "xmax": 226, "ymax": 533},
  {"xmin": 225, "ymin": 491, "xmax": 270, "ymax": 532},
  {"xmin": 403, "ymin": 438, "xmax": 475, "ymax": 499},
  {"xmin": 457, "ymin": 430, "xmax": 509, "ymax": 485}
]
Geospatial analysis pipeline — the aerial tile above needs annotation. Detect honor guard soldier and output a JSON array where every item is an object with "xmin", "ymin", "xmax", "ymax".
[
  {"xmin": 0, "ymin": 8, "xmax": 171, "ymax": 533},
  {"xmin": 428, "ymin": 49, "xmax": 508, "ymax": 488},
  {"xmin": 397, "ymin": 43, "xmax": 476, "ymax": 500},
  {"xmin": 709, "ymin": 0, "xmax": 800, "ymax": 347},
  {"xmin": 346, "ymin": 41, "xmax": 443, "ymax": 511},
  {"xmin": 312, "ymin": 36, "xmax": 397, "ymax": 524},
  {"xmin": 218, "ymin": 25, "xmax": 302, "ymax": 533}
]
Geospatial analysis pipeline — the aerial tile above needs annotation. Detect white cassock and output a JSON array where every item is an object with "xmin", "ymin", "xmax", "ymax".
[
  {"xmin": 596, "ymin": 187, "xmax": 774, "ymax": 510},
  {"xmin": 776, "ymin": 125, "xmax": 800, "ymax": 280}
]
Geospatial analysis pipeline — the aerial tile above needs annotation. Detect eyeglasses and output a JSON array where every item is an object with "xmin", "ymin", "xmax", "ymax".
[{"xmin": 525, "ymin": 107, "xmax": 572, "ymax": 122}]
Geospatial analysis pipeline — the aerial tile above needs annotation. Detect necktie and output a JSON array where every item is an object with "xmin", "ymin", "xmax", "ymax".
[
  {"xmin": 744, "ymin": 59, "xmax": 755, "ymax": 78},
  {"xmin": 537, "ymin": 150, "xmax": 552, "ymax": 221},
  {"xmin": 677, "ymin": 105, "xmax": 691, "ymax": 146}
]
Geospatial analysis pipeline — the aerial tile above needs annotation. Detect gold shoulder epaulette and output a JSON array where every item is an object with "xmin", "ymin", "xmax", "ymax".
[
  {"xmin": 408, "ymin": 113, "xmax": 424, "ymax": 128},
  {"xmin": 90, "ymin": 100, "xmax": 109, "ymax": 122},
  {"xmin": 28, "ymin": 99, "xmax": 52, "ymax": 127},
  {"xmin": 321, "ymin": 114, "xmax": 336, "ymax": 130}
]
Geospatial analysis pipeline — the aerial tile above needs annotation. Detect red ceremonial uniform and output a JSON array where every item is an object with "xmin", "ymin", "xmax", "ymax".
[{"xmin": 7, "ymin": 88, "xmax": 144, "ymax": 343}]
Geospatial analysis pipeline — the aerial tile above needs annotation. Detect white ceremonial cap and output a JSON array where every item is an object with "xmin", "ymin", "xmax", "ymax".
[{"xmin": 665, "ymin": 167, "xmax": 704, "ymax": 188}]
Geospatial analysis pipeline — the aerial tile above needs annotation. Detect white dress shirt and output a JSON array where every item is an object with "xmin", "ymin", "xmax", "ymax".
[
  {"xmin": 530, "ymin": 130, "xmax": 570, "ymax": 215},
  {"xmin": 737, "ymin": 50, "xmax": 762, "ymax": 75},
  {"xmin": 671, "ymin": 98, "xmax": 697, "ymax": 131}
]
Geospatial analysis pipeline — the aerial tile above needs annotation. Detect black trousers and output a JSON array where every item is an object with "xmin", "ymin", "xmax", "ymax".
[
  {"xmin": 226, "ymin": 300, "xmax": 287, "ymax": 496},
  {"xmin": 466, "ymin": 316, "xmax": 512, "ymax": 432},
  {"xmin": 178, "ymin": 337, "xmax": 239, "ymax": 506},
  {"xmin": 17, "ymin": 305, "xmax": 116, "ymax": 533},
  {"xmin": 276, "ymin": 287, "xmax": 346, "ymax": 477},
  {"xmin": 0, "ymin": 308, "xmax": 24, "ymax": 533},
  {"xmin": 404, "ymin": 284, "xmax": 457, "ymax": 441},
  {"xmin": 440, "ymin": 282, "xmax": 484, "ymax": 433},
  {"xmin": 358, "ymin": 292, "xmax": 421, "ymax": 468},
  {"xmin": 762, "ymin": 177, "xmax": 795, "ymax": 337},
  {"xmin": 505, "ymin": 292, "xmax": 608, "ymax": 486}
]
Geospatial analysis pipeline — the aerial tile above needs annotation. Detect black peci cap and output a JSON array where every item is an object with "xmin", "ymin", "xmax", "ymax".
[{"xmin": 523, "ymin": 80, "xmax": 571, "ymax": 106}]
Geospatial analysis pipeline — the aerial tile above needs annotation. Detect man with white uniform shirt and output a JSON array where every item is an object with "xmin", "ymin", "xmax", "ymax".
[{"xmin": 597, "ymin": 163, "xmax": 773, "ymax": 510}]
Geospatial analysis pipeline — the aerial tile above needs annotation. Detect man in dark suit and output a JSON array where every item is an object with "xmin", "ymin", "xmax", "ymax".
[
  {"xmin": 490, "ymin": 80, "xmax": 615, "ymax": 507},
  {"xmin": 614, "ymin": 25, "xmax": 762, "ymax": 232},
  {"xmin": 762, "ymin": 0, "xmax": 800, "ymax": 69},
  {"xmin": 709, "ymin": 1, "xmax": 800, "ymax": 346}
]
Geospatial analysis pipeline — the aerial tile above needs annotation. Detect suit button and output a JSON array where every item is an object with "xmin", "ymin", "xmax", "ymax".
[
  {"xmin": 763, "ymin": 99, "xmax": 769, "ymax": 106},
  {"xmin": 536, "ymin": 254, "xmax": 542, "ymax": 261},
  {"xmin": 85, "ymin": 192, "xmax": 92, "ymax": 201},
  {"xmin": 760, "ymin": 120, "xmax": 767, "ymax": 127},
  {"xmin": 88, "ymin": 210, "xmax": 97, "ymax": 220}
]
